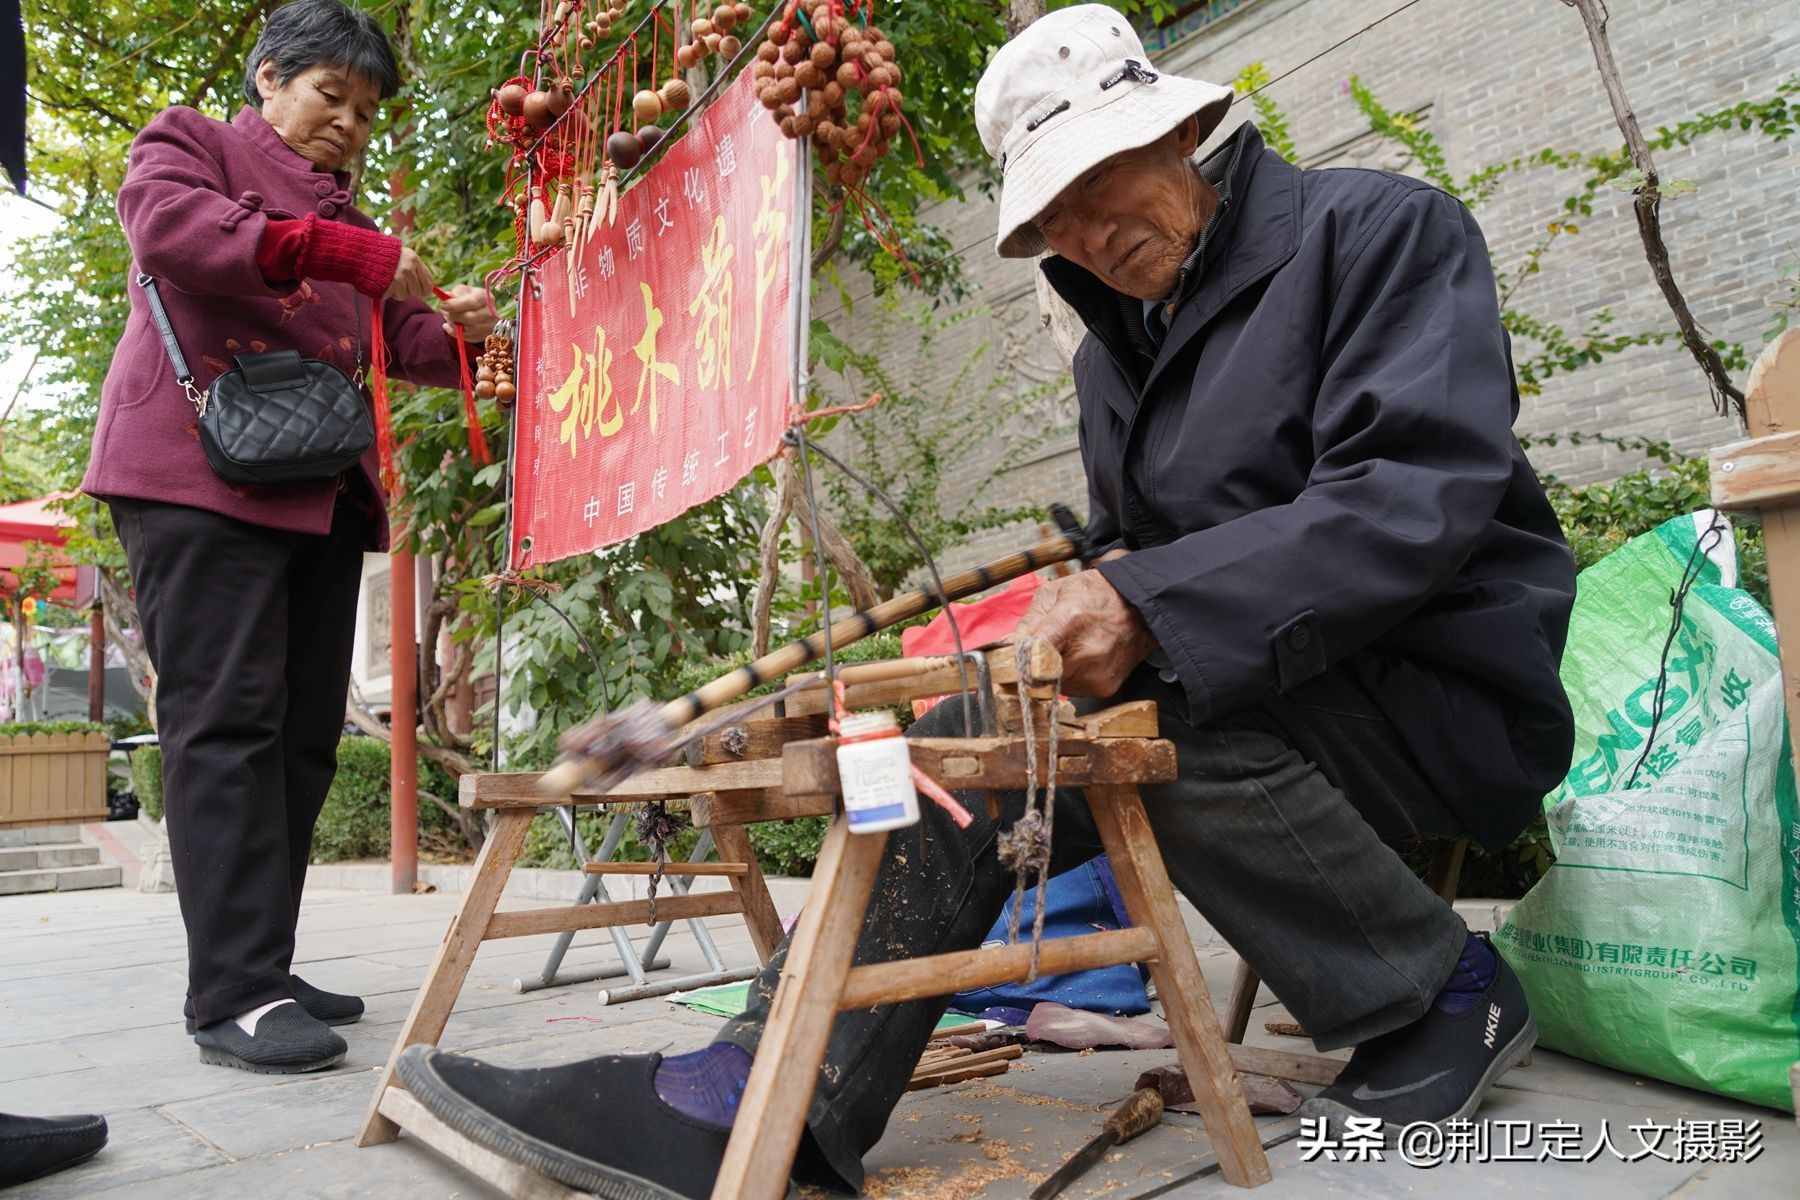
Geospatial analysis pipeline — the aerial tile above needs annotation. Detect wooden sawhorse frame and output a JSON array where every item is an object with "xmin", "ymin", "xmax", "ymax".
[{"xmin": 358, "ymin": 646, "xmax": 1345, "ymax": 1195}]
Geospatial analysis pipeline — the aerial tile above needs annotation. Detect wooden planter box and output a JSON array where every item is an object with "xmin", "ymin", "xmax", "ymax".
[{"xmin": 0, "ymin": 732, "xmax": 111, "ymax": 828}]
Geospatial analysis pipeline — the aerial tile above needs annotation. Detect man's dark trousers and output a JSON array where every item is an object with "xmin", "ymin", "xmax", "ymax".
[
  {"xmin": 716, "ymin": 665, "xmax": 1473, "ymax": 1190},
  {"xmin": 112, "ymin": 493, "xmax": 367, "ymax": 1028}
]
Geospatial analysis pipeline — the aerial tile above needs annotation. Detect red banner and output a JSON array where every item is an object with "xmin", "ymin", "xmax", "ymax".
[{"xmin": 511, "ymin": 71, "xmax": 803, "ymax": 567}]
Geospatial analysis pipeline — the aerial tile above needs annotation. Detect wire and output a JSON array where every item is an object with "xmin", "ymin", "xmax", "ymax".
[
  {"xmin": 1624, "ymin": 512, "xmax": 1726, "ymax": 790},
  {"xmin": 794, "ymin": 430, "xmax": 975, "ymax": 737},
  {"xmin": 808, "ymin": 0, "xmax": 1432, "ymax": 328}
]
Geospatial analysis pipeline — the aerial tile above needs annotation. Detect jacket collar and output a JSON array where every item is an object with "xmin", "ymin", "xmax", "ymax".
[
  {"xmin": 1042, "ymin": 123, "xmax": 1302, "ymax": 423},
  {"xmin": 232, "ymin": 105, "xmax": 354, "ymax": 188}
]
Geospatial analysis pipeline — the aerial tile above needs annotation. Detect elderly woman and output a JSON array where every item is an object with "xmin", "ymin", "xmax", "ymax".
[{"xmin": 82, "ymin": 0, "xmax": 494, "ymax": 1074}]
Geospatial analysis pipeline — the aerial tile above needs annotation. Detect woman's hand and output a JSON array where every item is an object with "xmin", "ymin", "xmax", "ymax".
[
  {"xmin": 385, "ymin": 245, "xmax": 435, "ymax": 303},
  {"xmin": 438, "ymin": 284, "xmax": 498, "ymax": 342}
]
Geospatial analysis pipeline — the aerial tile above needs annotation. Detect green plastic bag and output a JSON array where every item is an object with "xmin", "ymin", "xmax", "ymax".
[{"xmin": 1498, "ymin": 511, "xmax": 1800, "ymax": 1111}]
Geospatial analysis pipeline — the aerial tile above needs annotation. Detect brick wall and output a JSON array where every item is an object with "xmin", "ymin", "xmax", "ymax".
[{"xmin": 813, "ymin": 0, "xmax": 1800, "ymax": 575}]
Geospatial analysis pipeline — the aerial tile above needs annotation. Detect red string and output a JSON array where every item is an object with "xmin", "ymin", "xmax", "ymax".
[
  {"xmin": 434, "ymin": 285, "xmax": 494, "ymax": 466},
  {"xmin": 369, "ymin": 305, "xmax": 397, "ymax": 495}
]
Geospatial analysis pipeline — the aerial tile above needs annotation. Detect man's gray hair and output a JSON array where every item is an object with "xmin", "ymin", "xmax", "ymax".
[{"xmin": 242, "ymin": 0, "xmax": 401, "ymax": 108}]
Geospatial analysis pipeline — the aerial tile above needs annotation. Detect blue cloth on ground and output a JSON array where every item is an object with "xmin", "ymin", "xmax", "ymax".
[{"xmin": 951, "ymin": 856, "xmax": 1151, "ymax": 1018}]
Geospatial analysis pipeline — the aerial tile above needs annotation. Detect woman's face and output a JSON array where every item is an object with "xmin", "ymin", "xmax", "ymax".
[{"xmin": 255, "ymin": 61, "xmax": 381, "ymax": 172}]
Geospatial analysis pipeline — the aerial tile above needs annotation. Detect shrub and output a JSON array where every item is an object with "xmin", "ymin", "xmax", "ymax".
[
  {"xmin": 306, "ymin": 735, "xmax": 463, "ymax": 863},
  {"xmin": 0, "ymin": 719, "xmax": 105, "ymax": 736},
  {"xmin": 130, "ymin": 744, "xmax": 163, "ymax": 822}
]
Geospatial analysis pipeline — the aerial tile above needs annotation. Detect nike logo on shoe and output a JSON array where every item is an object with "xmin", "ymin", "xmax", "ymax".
[
  {"xmin": 1484, "ymin": 1002, "xmax": 1502, "ymax": 1049},
  {"xmin": 1350, "ymin": 1067, "xmax": 1454, "ymax": 1102}
]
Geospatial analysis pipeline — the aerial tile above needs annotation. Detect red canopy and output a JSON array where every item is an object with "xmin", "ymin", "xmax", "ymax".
[{"xmin": 0, "ymin": 494, "xmax": 85, "ymax": 603}]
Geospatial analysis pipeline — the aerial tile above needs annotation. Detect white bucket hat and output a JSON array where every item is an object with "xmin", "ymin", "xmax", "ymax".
[{"xmin": 975, "ymin": 4, "xmax": 1233, "ymax": 259}]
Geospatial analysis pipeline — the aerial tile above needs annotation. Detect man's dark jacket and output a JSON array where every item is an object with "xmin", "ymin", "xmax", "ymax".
[{"xmin": 1042, "ymin": 123, "xmax": 1577, "ymax": 849}]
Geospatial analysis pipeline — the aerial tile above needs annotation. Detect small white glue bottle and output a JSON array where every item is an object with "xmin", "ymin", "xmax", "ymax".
[{"xmin": 835, "ymin": 710, "xmax": 920, "ymax": 833}]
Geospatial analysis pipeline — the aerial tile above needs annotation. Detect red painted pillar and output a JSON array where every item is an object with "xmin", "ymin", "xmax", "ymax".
[
  {"xmin": 88, "ymin": 599, "xmax": 105, "ymax": 722},
  {"xmin": 390, "ymin": 534, "xmax": 418, "ymax": 895},
  {"xmin": 387, "ymin": 117, "xmax": 419, "ymax": 896}
]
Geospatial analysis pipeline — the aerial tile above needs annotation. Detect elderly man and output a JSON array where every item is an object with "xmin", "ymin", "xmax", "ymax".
[{"xmin": 396, "ymin": 7, "xmax": 1575, "ymax": 1196}]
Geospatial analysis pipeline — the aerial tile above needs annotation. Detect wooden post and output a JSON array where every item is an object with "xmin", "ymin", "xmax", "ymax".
[
  {"xmin": 87, "ymin": 598, "xmax": 105, "ymax": 722},
  {"xmin": 1088, "ymin": 784, "xmax": 1272, "ymax": 1188},
  {"xmin": 357, "ymin": 806, "xmax": 534, "ymax": 1146},
  {"xmin": 1720, "ymin": 332, "xmax": 1800, "ymax": 777},
  {"xmin": 711, "ymin": 820, "xmax": 888, "ymax": 1200}
]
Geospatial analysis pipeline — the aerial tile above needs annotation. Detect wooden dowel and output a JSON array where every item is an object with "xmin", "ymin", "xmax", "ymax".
[
  {"xmin": 906, "ymin": 1061, "xmax": 1013, "ymax": 1091},
  {"xmin": 483, "ymin": 891, "xmax": 743, "ymax": 940},
  {"xmin": 838, "ymin": 927, "xmax": 1159, "ymax": 1010},
  {"xmin": 916, "ymin": 1044, "xmax": 1022, "ymax": 1074},
  {"xmin": 581, "ymin": 861, "xmax": 749, "ymax": 876}
]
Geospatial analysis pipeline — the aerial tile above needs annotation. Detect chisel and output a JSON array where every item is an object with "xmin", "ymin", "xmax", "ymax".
[{"xmin": 1030, "ymin": 1087, "xmax": 1165, "ymax": 1200}]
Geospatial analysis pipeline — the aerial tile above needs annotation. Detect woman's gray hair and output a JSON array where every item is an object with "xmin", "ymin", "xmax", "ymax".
[{"xmin": 242, "ymin": 0, "xmax": 402, "ymax": 108}]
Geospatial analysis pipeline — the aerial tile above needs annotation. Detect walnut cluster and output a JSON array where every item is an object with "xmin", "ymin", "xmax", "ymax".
[{"xmin": 753, "ymin": 6, "xmax": 904, "ymax": 190}]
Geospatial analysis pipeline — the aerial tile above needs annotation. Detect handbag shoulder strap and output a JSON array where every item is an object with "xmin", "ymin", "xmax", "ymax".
[{"xmin": 135, "ymin": 271, "xmax": 208, "ymax": 417}]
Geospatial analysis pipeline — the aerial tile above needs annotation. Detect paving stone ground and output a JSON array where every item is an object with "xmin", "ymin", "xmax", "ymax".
[{"xmin": 1, "ymin": 883, "xmax": 1792, "ymax": 1198}]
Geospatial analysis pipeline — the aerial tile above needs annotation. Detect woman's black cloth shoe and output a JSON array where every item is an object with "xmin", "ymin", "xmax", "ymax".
[
  {"xmin": 1300, "ymin": 936, "xmax": 1537, "ymax": 1132},
  {"xmin": 292, "ymin": 975, "xmax": 364, "ymax": 1025},
  {"xmin": 193, "ymin": 1003, "xmax": 348, "ymax": 1074},
  {"xmin": 0, "ymin": 1112, "xmax": 108, "ymax": 1186},
  {"xmin": 397, "ymin": 1045, "xmax": 730, "ymax": 1200},
  {"xmin": 184, "ymin": 977, "xmax": 363, "ymax": 1033}
]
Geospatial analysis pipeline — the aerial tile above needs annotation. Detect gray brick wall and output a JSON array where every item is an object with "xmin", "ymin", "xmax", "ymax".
[{"xmin": 811, "ymin": 0, "xmax": 1800, "ymax": 575}]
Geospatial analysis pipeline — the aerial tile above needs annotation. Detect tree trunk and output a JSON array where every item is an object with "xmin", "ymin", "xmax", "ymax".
[{"xmin": 1007, "ymin": 0, "xmax": 1045, "ymax": 37}]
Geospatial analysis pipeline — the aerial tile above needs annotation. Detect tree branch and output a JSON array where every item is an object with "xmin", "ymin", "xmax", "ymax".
[
  {"xmin": 186, "ymin": 2, "xmax": 271, "ymax": 110},
  {"xmin": 1562, "ymin": 0, "xmax": 1745, "ymax": 419},
  {"xmin": 810, "ymin": 180, "xmax": 848, "ymax": 276}
]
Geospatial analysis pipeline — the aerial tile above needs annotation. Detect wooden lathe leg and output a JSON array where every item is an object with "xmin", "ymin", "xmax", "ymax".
[
  {"xmin": 1087, "ymin": 784, "xmax": 1272, "ymax": 1188},
  {"xmin": 712, "ymin": 822, "xmax": 785, "ymax": 964},
  {"xmin": 711, "ymin": 818, "xmax": 887, "ymax": 1200},
  {"xmin": 356, "ymin": 807, "xmax": 534, "ymax": 1147},
  {"xmin": 1223, "ymin": 960, "xmax": 1260, "ymax": 1044}
]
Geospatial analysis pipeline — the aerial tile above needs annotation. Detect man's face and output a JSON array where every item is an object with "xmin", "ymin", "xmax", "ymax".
[
  {"xmin": 256, "ymin": 62, "xmax": 380, "ymax": 172},
  {"xmin": 1033, "ymin": 118, "xmax": 1211, "ymax": 300}
]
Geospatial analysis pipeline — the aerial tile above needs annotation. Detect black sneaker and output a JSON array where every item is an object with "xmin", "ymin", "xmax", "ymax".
[
  {"xmin": 184, "ymin": 977, "xmax": 362, "ymax": 1033},
  {"xmin": 1300, "ymin": 934, "xmax": 1536, "ymax": 1132},
  {"xmin": 0, "ymin": 1112, "xmax": 108, "ymax": 1186},
  {"xmin": 193, "ymin": 1003, "xmax": 348, "ymax": 1074},
  {"xmin": 397, "ymin": 1046, "xmax": 730, "ymax": 1200}
]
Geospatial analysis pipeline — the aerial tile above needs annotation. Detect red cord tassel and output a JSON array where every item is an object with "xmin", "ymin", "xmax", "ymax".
[
  {"xmin": 369, "ymin": 304, "xmax": 397, "ymax": 494},
  {"xmin": 454, "ymin": 330, "xmax": 493, "ymax": 465},
  {"xmin": 429, "ymin": 285, "xmax": 494, "ymax": 466}
]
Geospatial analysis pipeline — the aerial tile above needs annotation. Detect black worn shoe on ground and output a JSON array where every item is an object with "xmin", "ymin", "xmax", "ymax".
[
  {"xmin": 193, "ymin": 1003, "xmax": 348, "ymax": 1074},
  {"xmin": 0, "ymin": 1111, "xmax": 108, "ymax": 1186},
  {"xmin": 184, "ymin": 977, "xmax": 362, "ymax": 1032},
  {"xmin": 1301, "ymin": 935, "xmax": 1536, "ymax": 1133},
  {"xmin": 397, "ymin": 1045, "xmax": 730, "ymax": 1200},
  {"xmin": 292, "ymin": 975, "xmax": 364, "ymax": 1025}
]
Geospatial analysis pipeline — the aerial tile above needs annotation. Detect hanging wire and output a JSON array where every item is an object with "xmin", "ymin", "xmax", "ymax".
[
  {"xmin": 788, "ymin": 428, "xmax": 976, "ymax": 738},
  {"xmin": 1625, "ymin": 512, "xmax": 1728, "ymax": 790},
  {"xmin": 789, "ymin": 423, "xmax": 841, "ymax": 705}
]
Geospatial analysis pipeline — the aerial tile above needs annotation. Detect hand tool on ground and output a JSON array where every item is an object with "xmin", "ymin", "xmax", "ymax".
[{"xmin": 1030, "ymin": 1086, "xmax": 1165, "ymax": 1200}]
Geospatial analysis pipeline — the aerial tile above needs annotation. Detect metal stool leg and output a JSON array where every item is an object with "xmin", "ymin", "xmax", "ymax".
[{"xmin": 513, "ymin": 809, "xmax": 669, "ymax": 993}]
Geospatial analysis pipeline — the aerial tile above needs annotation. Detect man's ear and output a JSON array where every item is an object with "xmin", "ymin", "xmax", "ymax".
[{"xmin": 1172, "ymin": 113, "xmax": 1202, "ymax": 157}]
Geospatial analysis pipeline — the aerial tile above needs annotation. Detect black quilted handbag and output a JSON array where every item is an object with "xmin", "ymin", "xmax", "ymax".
[{"xmin": 137, "ymin": 271, "xmax": 375, "ymax": 485}]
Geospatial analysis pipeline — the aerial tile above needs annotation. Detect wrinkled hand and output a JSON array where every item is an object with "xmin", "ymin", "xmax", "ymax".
[
  {"xmin": 385, "ymin": 245, "xmax": 435, "ymax": 303},
  {"xmin": 1013, "ymin": 550, "xmax": 1154, "ymax": 697},
  {"xmin": 438, "ymin": 284, "xmax": 497, "ymax": 342}
]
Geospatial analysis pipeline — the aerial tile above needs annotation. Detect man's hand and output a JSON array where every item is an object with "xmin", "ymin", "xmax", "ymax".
[
  {"xmin": 438, "ymin": 284, "xmax": 498, "ymax": 342},
  {"xmin": 1013, "ymin": 550, "xmax": 1155, "ymax": 697}
]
